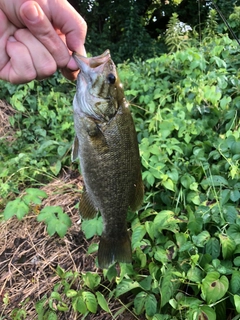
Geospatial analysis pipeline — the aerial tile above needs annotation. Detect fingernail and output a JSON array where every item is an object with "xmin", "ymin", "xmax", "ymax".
[
  {"xmin": 8, "ymin": 36, "xmax": 17, "ymax": 42},
  {"xmin": 23, "ymin": 3, "xmax": 39, "ymax": 21}
]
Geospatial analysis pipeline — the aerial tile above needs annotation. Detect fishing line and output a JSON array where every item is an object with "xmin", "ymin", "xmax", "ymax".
[{"xmin": 211, "ymin": 0, "xmax": 240, "ymax": 46}]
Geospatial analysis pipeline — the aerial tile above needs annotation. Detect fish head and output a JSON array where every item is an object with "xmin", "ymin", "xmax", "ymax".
[{"xmin": 73, "ymin": 50, "xmax": 124, "ymax": 122}]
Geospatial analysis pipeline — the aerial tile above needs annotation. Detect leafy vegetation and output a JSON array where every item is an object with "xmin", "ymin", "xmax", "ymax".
[{"xmin": 1, "ymin": 10, "xmax": 240, "ymax": 320}]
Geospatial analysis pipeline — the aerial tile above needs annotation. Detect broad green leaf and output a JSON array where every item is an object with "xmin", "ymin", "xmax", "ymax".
[
  {"xmin": 154, "ymin": 210, "xmax": 179, "ymax": 234},
  {"xmin": 139, "ymin": 275, "xmax": 152, "ymax": 291},
  {"xmin": 82, "ymin": 216, "xmax": 103, "ymax": 239},
  {"xmin": 230, "ymin": 270, "xmax": 240, "ymax": 295},
  {"xmin": 160, "ymin": 268, "xmax": 177, "ymax": 308},
  {"xmin": 115, "ymin": 279, "xmax": 140, "ymax": 297},
  {"xmin": 46, "ymin": 310, "xmax": 57, "ymax": 320},
  {"xmin": 145, "ymin": 293, "xmax": 157, "ymax": 317},
  {"xmin": 96, "ymin": 291, "xmax": 110, "ymax": 313},
  {"xmin": 233, "ymin": 257, "xmax": 240, "ymax": 267},
  {"xmin": 219, "ymin": 234, "xmax": 236, "ymax": 259},
  {"xmin": 198, "ymin": 306, "xmax": 216, "ymax": 320},
  {"xmin": 192, "ymin": 231, "xmax": 210, "ymax": 247},
  {"xmin": 4, "ymin": 198, "xmax": 29, "ymax": 220},
  {"xmin": 223, "ymin": 206, "xmax": 238, "ymax": 223},
  {"xmin": 180, "ymin": 173, "xmax": 195, "ymax": 189},
  {"xmin": 227, "ymin": 224, "xmax": 240, "ymax": 245},
  {"xmin": 23, "ymin": 188, "xmax": 47, "ymax": 205},
  {"xmin": 230, "ymin": 189, "xmax": 240, "ymax": 202},
  {"xmin": 82, "ymin": 272, "xmax": 101, "ymax": 290},
  {"xmin": 37, "ymin": 206, "xmax": 71, "ymax": 238},
  {"xmin": 134, "ymin": 291, "xmax": 147, "ymax": 315},
  {"xmin": 50, "ymin": 159, "xmax": 62, "ymax": 175},
  {"xmin": 205, "ymin": 237, "xmax": 220, "ymax": 259},
  {"xmin": 201, "ymin": 271, "xmax": 229, "ymax": 304},
  {"xmin": 72, "ymin": 296, "xmax": 87, "ymax": 314},
  {"xmin": 187, "ymin": 267, "xmax": 203, "ymax": 283},
  {"xmin": 234, "ymin": 295, "xmax": 240, "ymax": 314},
  {"xmin": 162, "ymin": 178, "xmax": 175, "ymax": 192},
  {"xmin": 132, "ymin": 225, "xmax": 146, "ymax": 249},
  {"xmin": 219, "ymin": 189, "xmax": 230, "ymax": 206},
  {"xmin": 82, "ymin": 291, "xmax": 97, "ymax": 313},
  {"xmin": 201, "ymin": 175, "xmax": 228, "ymax": 188}
]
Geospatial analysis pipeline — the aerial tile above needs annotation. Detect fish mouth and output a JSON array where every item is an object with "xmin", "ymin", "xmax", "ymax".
[{"xmin": 73, "ymin": 50, "xmax": 111, "ymax": 74}]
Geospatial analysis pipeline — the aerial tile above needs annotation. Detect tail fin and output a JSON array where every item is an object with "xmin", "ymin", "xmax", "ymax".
[{"xmin": 98, "ymin": 233, "xmax": 132, "ymax": 269}]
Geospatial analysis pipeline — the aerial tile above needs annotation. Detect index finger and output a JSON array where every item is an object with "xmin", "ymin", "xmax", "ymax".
[{"xmin": 19, "ymin": 1, "xmax": 87, "ymax": 68}]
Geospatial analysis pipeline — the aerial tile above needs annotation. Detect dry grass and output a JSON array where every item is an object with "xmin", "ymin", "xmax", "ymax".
[{"xmin": 0, "ymin": 99, "xmax": 16, "ymax": 143}]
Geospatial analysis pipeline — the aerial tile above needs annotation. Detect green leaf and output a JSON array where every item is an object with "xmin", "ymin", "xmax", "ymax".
[
  {"xmin": 219, "ymin": 189, "xmax": 230, "ymax": 206},
  {"xmin": 205, "ymin": 237, "xmax": 220, "ymax": 259},
  {"xmin": 234, "ymin": 295, "xmax": 240, "ymax": 314},
  {"xmin": 162, "ymin": 178, "xmax": 175, "ymax": 192},
  {"xmin": 96, "ymin": 291, "xmax": 110, "ymax": 313},
  {"xmin": 23, "ymin": 188, "xmax": 47, "ymax": 205},
  {"xmin": 230, "ymin": 189, "xmax": 240, "ymax": 202},
  {"xmin": 82, "ymin": 291, "xmax": 97, "ymax": 313},
  {"xmin": 72, "ymin": 296, "xmax": 88, "ymax": 314},
  {"xmin": 134, "ymin": 291, "xmax": 147, "ymax": 315},
  {"xmin": 145, "ymin": 293, "xmax": 157, "ymax": 317},
  {"xmin": 192, "ymin": 231, "xmax": 210, "ymax": 247},
  {"xmin": 82, "ymin": 216, "xmax": 103, "ymax": 239},
  {"xmin": 187, "ymin": 267, "xmax": 203, "ymax": 283},
  {"xmin": 227, "ymin": 224, "xmax": 240, "ymax": 245},
  {"xmin": 3, "ymin": 198, "xmax": 29, "ymax": 220},
  {"xmin": 219, "ymin": 234, "xmax": 236, "ymax": 259},
  {"xmin": 198, "ymin": 306, "xmax": 216, "ymax": 320},
  {"xmin": 154, "ymin": 210, "xmax": 179, "ymax": 234},
  {"xmin": 233, "ymin": 257, "xmax": 240, "ymax": 267},
  {"xmin": 132, "ymin": 225, "xmax": 146, "ymax": 249},
  {"xmin": 230, "ymin": 271, "xmax": 240, "ymax": 295},
  {"xmin": 160, "ymin": 268, "xmax": 177, "ymax": 308},
  {"xmin": 82, "ymin": 272, "xmax": 101, "ymax": 290},
  {"xmin": 201, "ymin": 271, "xmax": 229, "ymax": 304},
  {"xmin": 37, "ymin": 206, "xmax": 71, "ymax": 238},
  {"xmin": 201, "ymin": 175, "xmax": 228, "ymax": 188},
  {"xmin": 115, "ymin": 279, "xmax": 140, "ymax": 297}
]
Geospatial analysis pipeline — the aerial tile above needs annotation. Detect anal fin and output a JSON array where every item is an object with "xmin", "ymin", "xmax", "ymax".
[{"xmin": 79, "ymin": 189, "xmax": 98, "ymax": 219}]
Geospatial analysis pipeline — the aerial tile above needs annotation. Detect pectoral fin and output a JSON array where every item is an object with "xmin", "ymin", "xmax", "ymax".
[
  {"xmin": 71, "ymin": 136, "xmax": 79, "ymax": 162},
  {"xmin": 79, "ymin": 189, "xmax": 98, "ymax": 219}
]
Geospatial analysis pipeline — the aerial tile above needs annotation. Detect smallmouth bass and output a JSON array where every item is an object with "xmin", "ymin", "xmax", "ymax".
[{"xmin": 72, "ymin": 50, "xmax": 144, "ymax": 268}]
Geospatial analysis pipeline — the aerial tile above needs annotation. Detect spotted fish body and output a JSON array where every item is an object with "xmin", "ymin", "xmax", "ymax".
[{"xmin": 72, "ymin": 50, "xmax": 144, "ymax": 268}]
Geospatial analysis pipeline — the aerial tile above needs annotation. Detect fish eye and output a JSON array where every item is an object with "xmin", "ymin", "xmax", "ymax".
[{"xmin": 107, "ymin": 73, "xmax": 116, "ymax": 84}]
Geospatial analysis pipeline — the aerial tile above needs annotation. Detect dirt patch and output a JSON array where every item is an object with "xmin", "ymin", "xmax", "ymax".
[{"xmin": 0, "ymin": 99, "xmax": 16, "ymax": 143}]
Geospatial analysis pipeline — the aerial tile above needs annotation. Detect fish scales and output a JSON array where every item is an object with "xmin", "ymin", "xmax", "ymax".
[{"xmin": 72, "ymin": 50, "xmax": 144, "ymax": 268}]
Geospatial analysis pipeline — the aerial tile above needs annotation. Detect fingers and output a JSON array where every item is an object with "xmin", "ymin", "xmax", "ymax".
[
  {"xmin": 20, "ymin": 2, "xmax": 71, "ymax": 70},
  {"xmin": 14, "ymin": 28, "xmax": 57, "ymax": 80},
  {"xmin": 4, "ymin": 36, "xmax": 36, "ymax": 84},
  {"xmin": 0, "ymin": 9, "xmax": 16, "ymax": 74}
]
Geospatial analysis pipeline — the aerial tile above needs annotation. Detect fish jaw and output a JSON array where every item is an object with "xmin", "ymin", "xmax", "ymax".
[{"xmin": 73, "ymin": 51, "xmax": 123, "ymax": 122}]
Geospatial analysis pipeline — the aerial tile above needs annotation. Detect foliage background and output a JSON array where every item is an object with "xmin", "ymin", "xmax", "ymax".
[{"xmin": 0, "ymin": 1, "xmax": 240, "ymax": 319}]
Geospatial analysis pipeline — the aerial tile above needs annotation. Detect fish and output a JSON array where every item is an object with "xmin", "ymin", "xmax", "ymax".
[{"xmin": 72, "ymin": 50, "xmax": 144, "ymax": 268}]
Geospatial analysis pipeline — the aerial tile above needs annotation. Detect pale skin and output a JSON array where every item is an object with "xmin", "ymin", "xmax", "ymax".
[{"xmin": 0, "ymin": 0, "xmax": 87, "ymax": 84}]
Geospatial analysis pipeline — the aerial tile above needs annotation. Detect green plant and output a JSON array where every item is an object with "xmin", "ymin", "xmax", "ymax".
[
  {"xmin": 165, "ymin": 13, "xmax": 191, "ymax": 52},
  {"xmin": 3, "ymin": 188, "xmax": 72, "ymax": 238}
]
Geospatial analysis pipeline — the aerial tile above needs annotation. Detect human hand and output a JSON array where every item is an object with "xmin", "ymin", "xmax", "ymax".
[{"xmin": 0, "ymin": 0, "xmax": 87, "ymax": 83}]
